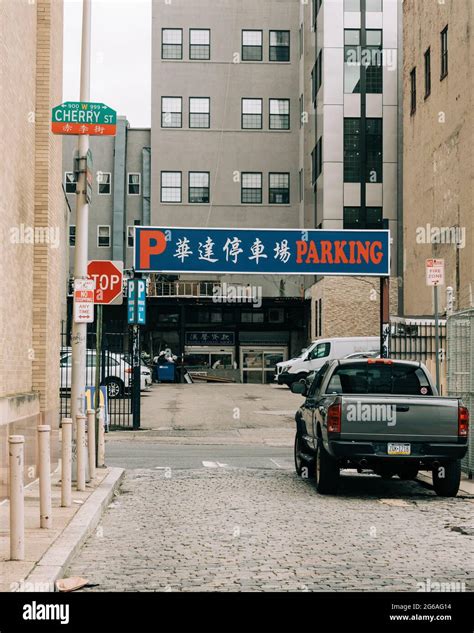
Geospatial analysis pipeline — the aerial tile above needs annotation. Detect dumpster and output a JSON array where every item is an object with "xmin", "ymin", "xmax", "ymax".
[{"xmin": 157, "ymin": 363, "xmax": 176, "ymax": 382}]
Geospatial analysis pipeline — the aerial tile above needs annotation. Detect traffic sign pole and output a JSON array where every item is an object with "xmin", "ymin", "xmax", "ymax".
[
  {"xmin": 70, "ymin": 0, "xmax": 92, "ymax": 427},
  {"xmin": 434, "ymin": 284, "xmax": 440, "ymax": 394}
]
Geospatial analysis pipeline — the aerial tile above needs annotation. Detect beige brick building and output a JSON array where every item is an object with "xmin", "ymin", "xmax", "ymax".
[
  {"xmin": 0, "ymin": 0, "xmax": 65, "ymax": 501},
  {"xmin": 403, "ymin": 0, "xmax": 473, "ymax": 315}
]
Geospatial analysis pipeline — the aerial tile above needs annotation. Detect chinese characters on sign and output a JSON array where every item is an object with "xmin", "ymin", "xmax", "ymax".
[
  {"xmin": 134, "ymin": 227, "xmax": 390, "ymax": 276},
  {"xmin": 185, "ymin": 332, "xmax": 235, "ymax": 346}
]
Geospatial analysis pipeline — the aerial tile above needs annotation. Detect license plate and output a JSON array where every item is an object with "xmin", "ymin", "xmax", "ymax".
[{"xmin": 387, "ymin": 442, "xmax": 411, "ymax": 456}]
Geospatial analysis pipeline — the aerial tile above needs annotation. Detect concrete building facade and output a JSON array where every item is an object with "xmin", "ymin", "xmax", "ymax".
[
  {"xmin": 403, "ymin": 0, "xmax": 473, "ymax": 316},
  {"xmin": 307, "ymin": 0, "xmax": 401, "ymax": 339},
  {"xmin": 0, "ymin": 0, "xmax": 65, "ymax": 501}
]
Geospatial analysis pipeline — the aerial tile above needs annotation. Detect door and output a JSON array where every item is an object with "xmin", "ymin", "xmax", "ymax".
[{"xmin": 240, "ymin": 347, "xmax": 287, "ymax": 383}]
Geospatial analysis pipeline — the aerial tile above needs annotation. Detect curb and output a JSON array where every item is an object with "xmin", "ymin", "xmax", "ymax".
[
  {"xmin": 25, "ymin": 467, "xmax": 125, "ymax": 591},
  {"xmin": 417, "ymin": 471, "xmax": 474, "ymax": 496}
]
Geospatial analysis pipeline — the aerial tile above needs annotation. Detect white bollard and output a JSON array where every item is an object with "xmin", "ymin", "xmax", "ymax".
[
  {"xmin": 86, "ymin": 409, "xmax": 96, "ymax": 479},
  {"xmin": 38, "ymin": 425, "xmax": 52, "ymax": 529},
  {"xmin": 97, "ymin": 405, "xmax": 105, "ymax": 468},
  {"xmin": 61, "ymin": 418, "xmax": 73, "ymax": 507},
  {"xmin": 76, "ymin": 414, "xmax": 86, "ymax": 491},
  {"xmin": 9, "ymin": 435, "xmax": 25, "ymax": 561}
]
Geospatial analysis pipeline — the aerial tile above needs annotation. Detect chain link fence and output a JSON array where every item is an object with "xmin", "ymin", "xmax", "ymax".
[{"xmin": 447, "ymin": 309, "xmax": 474, "ymax": 477}]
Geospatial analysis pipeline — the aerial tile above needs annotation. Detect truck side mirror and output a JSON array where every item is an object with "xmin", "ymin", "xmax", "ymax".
[{"xmin": 291, "ymin": 381, "xmax": 307, "ymax": 396}]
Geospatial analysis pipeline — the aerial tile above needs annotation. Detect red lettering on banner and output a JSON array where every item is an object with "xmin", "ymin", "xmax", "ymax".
[
  {"xmin": 139, "ymin": 230, "xmax": 167, "ymax": 269},
  {"xmin": 296, "ymin": 241, "xmax": 308, "ymax": 263}
]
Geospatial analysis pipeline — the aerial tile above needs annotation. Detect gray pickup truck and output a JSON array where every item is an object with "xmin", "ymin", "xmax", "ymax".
[{"xmin": 291, "ymin": 359, "xmax": 469, "ymax": 497}]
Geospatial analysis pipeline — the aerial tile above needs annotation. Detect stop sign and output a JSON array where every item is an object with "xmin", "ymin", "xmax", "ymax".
[{"xmin": 87, "ymin": 260, "xmax": 123, "ymax": 305}]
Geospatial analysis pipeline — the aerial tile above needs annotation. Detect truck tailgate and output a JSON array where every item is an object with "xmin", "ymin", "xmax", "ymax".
[{"xmin": 340, "ymin": 395, "xmax": 459, "ymax": 443}]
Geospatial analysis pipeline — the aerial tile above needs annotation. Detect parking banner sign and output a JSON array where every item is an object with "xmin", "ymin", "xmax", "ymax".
[{"xmin": 134, "ymin": 227, "xmax": 390, "ymax": 276}]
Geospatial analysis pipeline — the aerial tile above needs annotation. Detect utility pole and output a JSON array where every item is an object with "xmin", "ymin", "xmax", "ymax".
[{"xmin": 70, "ymin": 0, "xmax": 92, "ymax": 425}]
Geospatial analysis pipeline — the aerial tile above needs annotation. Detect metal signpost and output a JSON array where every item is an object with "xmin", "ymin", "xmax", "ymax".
[
  {"xmin": 128, "ymin": 279, "xmax": 147, "ymax": 429},
  {"xmin": 426, "ymin": 258, "xmax": 445, "ymax": 393}
]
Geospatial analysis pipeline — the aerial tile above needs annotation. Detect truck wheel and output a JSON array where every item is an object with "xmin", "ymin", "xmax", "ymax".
[
  {"xmin": 398, "ymin": 465, "xmax": 419, "ymax": 480},
  {"xmin": 294, "ymin": 433, "xmax": 315, "ymax": 479},
  {"xmin": 432, "ymin": 461, "xmax": 461, "ymax": 497},
  {"xmin": 287, "ymin": 373, "xmax": 307, "ymax": 389},
  {"xmin": 315, "ymin": 438, "xmax": 340, "ymax": 494}
]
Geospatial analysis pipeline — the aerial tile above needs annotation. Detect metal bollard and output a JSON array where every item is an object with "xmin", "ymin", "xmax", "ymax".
[
  {"xmin": 38, "ymin": 425, "xmax": 52, "ymax": 529},
  {"xmin": 61, "ymin": 418, "xmax": 73, "ymax": 507},
  {"xmin": 86, "ymin": 409, "xmax": 96, "ymax": 479},
  {"xmin": 9, "ymin": 435, "xmax": 25, "ymax": 560},
  {"xmin": 76, "ymin": 414, "xmax": 86, "ymax": 491},
  {"xmin": 97, "ymin": 405, "xmax": 105, "ymax": 468}
]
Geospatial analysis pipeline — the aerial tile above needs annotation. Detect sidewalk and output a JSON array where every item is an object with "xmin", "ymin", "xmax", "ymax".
[{"xmin": 0, "ymin": 464, "xmax": 124, "ymax": 592}]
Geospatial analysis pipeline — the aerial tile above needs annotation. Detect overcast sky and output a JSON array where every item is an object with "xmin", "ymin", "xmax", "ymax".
[{"xmin": 63, "ymin": 0, "xmax": 151, "ymax": 128}]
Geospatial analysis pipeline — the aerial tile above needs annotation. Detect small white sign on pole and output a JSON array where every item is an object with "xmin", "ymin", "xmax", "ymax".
[
  {"xmin": 73, "ymin": 279, "xmax": 95, "ymax": 323},
  {"xmin": 425, "ymin": 258, "xmax": 445, "ymax": 287}
]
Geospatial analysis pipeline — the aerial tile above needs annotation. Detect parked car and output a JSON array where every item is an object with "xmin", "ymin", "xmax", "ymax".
[
  {"xmin": 275, "ymin": 337, "xmax": 379, "ymax": 387},
  {"xmin": 60, "ymin": 350, "xmax": 148, "ymax": 397},
  {"xmin": 291, "ymin": 358, "xmax": 469, "ymax": 497}
]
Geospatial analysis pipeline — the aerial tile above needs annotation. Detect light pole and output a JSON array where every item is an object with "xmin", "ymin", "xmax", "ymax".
[{"xmin": 70, "ymin": 0, "xmax": 92, "ymax": 425}]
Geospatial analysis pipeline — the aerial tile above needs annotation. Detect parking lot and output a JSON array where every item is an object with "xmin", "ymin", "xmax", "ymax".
[{"xmin": 62, "ymin": 383, "xmax": 474, "ymax": 592}]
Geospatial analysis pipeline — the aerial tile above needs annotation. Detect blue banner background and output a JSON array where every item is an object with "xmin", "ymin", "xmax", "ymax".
[{"xmin": 134, "ymin": 227, "xmax": 390, "ymax": 276}]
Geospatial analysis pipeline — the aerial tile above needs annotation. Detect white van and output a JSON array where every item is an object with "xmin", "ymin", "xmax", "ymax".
[{"xmin": 275, "ymin": 337, "xmax": 379, "ymax": 387}]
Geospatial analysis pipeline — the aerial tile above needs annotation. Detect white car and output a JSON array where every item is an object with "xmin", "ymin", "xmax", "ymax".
[{"xmin": 60, "ymin": 350, "xmax": 148, "ymax": 398}]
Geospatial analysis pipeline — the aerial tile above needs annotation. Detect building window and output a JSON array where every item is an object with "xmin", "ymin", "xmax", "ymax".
[
  {"xmin": 189, "ymin": 172, "xmax": 210, "ymax": 203},
  {"xmin": 97, "ymin": 172, "xmax": 111, "ymax": 195},
  {"xmin": 97, "ymin": 225, "xmax": 110, "ymax": 248},
  {"xmin": 242, "ymin": 98, "xmax": 263, "ymax": 129},
  {"xmin": 162, "ymin": 28, "xmax": 183, "ymax": 60},
  {"xmin": 127, "ymin": 226, "xmax": 134, "ymax": 248},
  {"xmin": 311, "ymin": 65, "xmax": 316, "ymax": 104},
  {"xmin": 241, "ymin": 172, "xmax": 262, "ymax": 204},
  {"xmin": 69, "ymin": 225, "xmax": 76, "ymax": 246},
  {"xmin": 440, "ymin": 25, "xmax": 448, "ymax": 79},
  {"xmin": 64, "ymin": 172, "xmax": 76, "ymax": 194},
  {"xmin": 424, "ymin": 47, "xmax": 431, "ymax": 98},
  {"xmin": 344, "ymin": 207, "xmax": 382, "ymax": 230},
  {"xmin": 190, "ymin": 29, "xmax": 210, "ymax": 60},
  {"xmin": 366, "ymin": 30, "xmax": 382, "ymax": 93},
  {"xmin": 315, "ymin": 49, "xmax": 323, "ymax": 95},
  {"xmin": 344, "ymin": 118, "xmax": 361, "ymax": 182},
  {"xmin": 316, "ymin": 137, "xmax": 322, "ymax": 179},
  {"xmin": 344, "ymin": 29, "xmax": 361, "ymax": 94},
  {"xmin": 161, "ymin": 97, "xmax": 182, "ymax": 128},
  {"xmin": 312, "ymin": 0, "xmax": 322, "ymax": 29},
  {"xmin": 161, "ymin": 171, "xmax": 182, "ymax": 202},
  {"xmin": 410, "ymin": 67, "xmax": 416, "ymax": 114},
  {"xmin": 269, "ymin": 30, "xmax": 290, "ymax": 62},
  {"xmin": 128, "ymin": 173, "xmax": 141, "ymax": 195},
  {"xmin": 366, "ymin": 118, "xmax": 383, "ymax": 183},
  {"xmin": 344, "ymin": 0, "xmax": 360, "ymax": 10},
  {"xmin": 189, "ymin": 97, "xmax": 210, "ymax": 128},
  {"xmin": 242, "ymin": 30, "xmax": 262, "ymax": 61},
  {"xmin": 366, "ymin": 0, "xmax": 382, "ymax": 10},
  {"xmin": 269, "ymin": 99, "xmax": 290, "ymax": 130},
  {"xmin": 269, "ymin": 173, "xmax": 290, "ymax": 204}
]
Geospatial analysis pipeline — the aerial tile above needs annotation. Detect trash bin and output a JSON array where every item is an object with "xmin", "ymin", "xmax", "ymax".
[{"xmin": 157, "ymin": 363, "xmax": 175, "ymax": 382}]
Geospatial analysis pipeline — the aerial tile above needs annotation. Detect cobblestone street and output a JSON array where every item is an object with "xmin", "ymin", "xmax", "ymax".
[{"xmin": 67, "ymin": 456, "xmax": 474, "ymax": 592}]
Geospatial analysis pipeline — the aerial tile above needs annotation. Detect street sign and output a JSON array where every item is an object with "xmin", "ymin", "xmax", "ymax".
[
  {"xmin": 127, "ymin": 279, "xmax": 146, "ymax": 325},
  {"xmin": 134, "ymin": 227, "xmax": 391, "ymax": 277},
  {"xmin": 426, "ymin": 258, "xmax": 445, "ymax": 286},
  {"xmin": 87, "ymin": 260, "xmax": 123, "ymax": 305},
  {"xmin": 73, "ymin": 279, "xmax": 95, "ymax": 323},
  {"xmin": 51, "ymin": 101, "xmax": 117, "ymax": 136}
]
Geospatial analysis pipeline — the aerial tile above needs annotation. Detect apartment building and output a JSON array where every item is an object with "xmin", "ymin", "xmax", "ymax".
[
  {"xmin": 151, "ymin": 0, "xmax": 311, "ymax": 381},
  {"xmin": 63, "ymin": 119, "xmax": 150, "ymax": 269},
  {"xmin": 0, "ymin": 0, "xmax": 65, "ymax": 500},
  {"xmin": 403, "ymin": 0, "xmax": 473, "ymax": 315},
  {"xmin": 307, "ymin": 0, "xmax": 401, "ymax": 339}
]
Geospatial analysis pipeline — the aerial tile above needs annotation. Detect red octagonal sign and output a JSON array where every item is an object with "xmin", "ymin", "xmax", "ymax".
[{"xmin": 87, "ymin": 260, "xmax": 123, "ymax": 305}]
